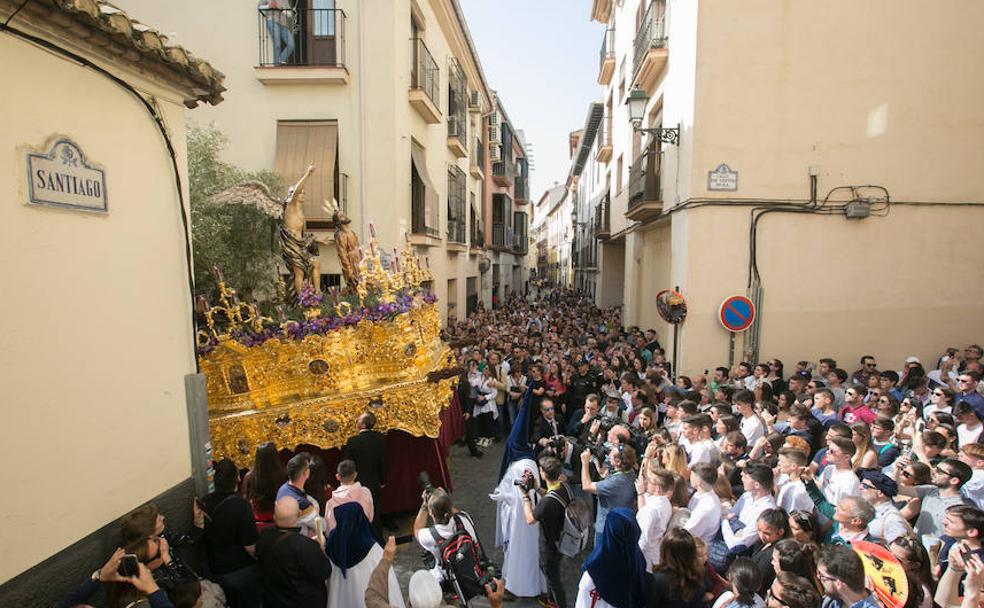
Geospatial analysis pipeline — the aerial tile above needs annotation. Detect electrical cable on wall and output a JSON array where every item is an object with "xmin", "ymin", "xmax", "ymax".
[{"xmin": 1, "ymin": 16, "xmax": 202, "ymax": 371}]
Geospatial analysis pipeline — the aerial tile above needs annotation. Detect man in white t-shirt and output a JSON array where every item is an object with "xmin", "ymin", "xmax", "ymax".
[
  {"xmin": 413, "ymin": 489, "xmax": 479, "ymax": 582},
  {"xmin": 816, "ymin": 436, "xmax": 861, "ymax": 505},
  {"xmin": 959, "ymin": 443, "xmax": 984, "ymax": 509},
  {"xmin": 682, "ymin": 413, "xmax": 720, "ymax": 469},
  {"xmin": 636, "ymin": 467, "xmax": 675, "ymax": 571},
  {"xmin": 955, "ymin": 401, "xmax": 984, "ymax": 447},
  {"xmin": 734, "ymin": 390, "xmax": 765, "ymax": 447},
  {"xmin": 775, "ymin": 447, "xmax": 815, "ymax": 514},
  {"xmin": 685, "ymin": 463, "xmax": 723, "ymax": 542},
  {"xmin": 721, "ymin": 462, "xmax": 777, "ymax": 550}
]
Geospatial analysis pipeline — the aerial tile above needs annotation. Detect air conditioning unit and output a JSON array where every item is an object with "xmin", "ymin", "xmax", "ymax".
[
  {"xmin": 468, "ymin": 90, "xmax": 481, "ymax": 111},
  {"xmin": 489, "ymin": 143, "xmax": 502, "ymax": 163}
]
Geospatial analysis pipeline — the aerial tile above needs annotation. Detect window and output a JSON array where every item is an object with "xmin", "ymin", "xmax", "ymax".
[
  {"xmin": 618, "ymin": 59, "xmax": 626, "ymax": 102},
  {"xmin": 447, "ymin": 165, "xmax": 466, "ymax": 243},
  {"xmin": 447, "ymin": 278, "xmax": 458, "ymax": 323},
  {"xmin": 616, "ymin": 155, "xmax": 623, "ymax": 195},
  {"xmin": 274, "ymin": 121, "xmax": 339, "ymax": 221},
  {"xmin": 410, "ymin": 141, "xmax": 439, "ymax": 236}
]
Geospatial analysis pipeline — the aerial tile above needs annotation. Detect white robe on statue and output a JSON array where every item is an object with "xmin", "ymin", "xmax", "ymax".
[
  {"xmin": 327, "ymin": 543, "xmax": 405, "ymax": 608},
  {"xmin": 490, "ymin": 458, "xmax": 547, "ymax": 597}
]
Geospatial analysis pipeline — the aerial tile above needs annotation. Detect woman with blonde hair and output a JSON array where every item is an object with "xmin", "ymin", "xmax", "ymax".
[
  {"xmin": 660, "ymin": 444, "xmax": 691, "ymax": 479},
  {"xmin": 850, "ymin": 422, "xmax": 879, "ymax": 470}
]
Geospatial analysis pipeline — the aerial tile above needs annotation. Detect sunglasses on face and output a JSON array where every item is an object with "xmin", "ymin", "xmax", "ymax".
[{"xmin": 901, "ymin": 469, "xmax": 914, "ymax": 478}]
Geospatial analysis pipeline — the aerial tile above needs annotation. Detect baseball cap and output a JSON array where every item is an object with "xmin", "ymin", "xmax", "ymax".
[{"xmin": 861, "ymin": 471, "xmax": 898, "ymax": 497}]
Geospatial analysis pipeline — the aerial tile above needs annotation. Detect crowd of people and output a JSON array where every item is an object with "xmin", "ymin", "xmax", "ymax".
[
  {"xmin": 62, "ymin": 286, "xmax": 984, "ymax": 608},
  {"xmin": 446, "ymin": 288, "xmax": 984, "ymax": 608}
]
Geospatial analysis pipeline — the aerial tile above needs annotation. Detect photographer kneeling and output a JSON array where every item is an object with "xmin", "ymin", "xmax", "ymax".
[
  {"xmin": 414, "ymin": 487, "xmax": 495, "ymax": 605},
  {"xmin": 522, "ymin": 456, "xmax": 573, "ymax": 608}
]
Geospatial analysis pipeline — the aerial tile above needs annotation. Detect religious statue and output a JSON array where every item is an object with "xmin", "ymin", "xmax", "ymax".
[
  {"xmin": 324, "ymin": 199, "xmax": 361, "ymax": 292},
  {"xmin": 280, "ymin": 163, "xmax": 321, "ymax": 299}
]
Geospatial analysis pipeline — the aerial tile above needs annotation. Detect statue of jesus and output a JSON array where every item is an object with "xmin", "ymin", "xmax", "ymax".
[{"xmin": 280, "ymin": 163, "xmax": 321, "ymax": 299}]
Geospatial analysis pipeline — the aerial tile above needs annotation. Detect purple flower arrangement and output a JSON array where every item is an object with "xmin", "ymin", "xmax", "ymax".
[
  {"xmin": 296, "ymin": 284, "xmax": 324, "ymax": 308},
  {"xmin": 197, "ymin": 291, "xmax": 438, "ymax": 357}
]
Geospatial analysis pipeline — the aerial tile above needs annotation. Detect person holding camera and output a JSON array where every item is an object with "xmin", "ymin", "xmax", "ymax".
[
  {"xmin": 581, "ymin": 442, "xmax": 638, "ymax": 550},
  {"xmin": 412, "ymin": 488, "xmax": 479, "ymax": 584},
  {"xmin": 58, "ymin": 549, "xmax": 175, "ymax": 608},
  {"xmin": 521, "ymin": 455, "xmax": 572, "ymax": 608},
  {"xmin": 491, "ymin": 458, "xmax": 548, "ymax": 599}
]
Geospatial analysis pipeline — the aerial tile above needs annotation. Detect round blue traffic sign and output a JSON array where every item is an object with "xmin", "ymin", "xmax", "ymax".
[{"xmin": 719, "ymin": 295, "xmax": 755, "ymax": 332}]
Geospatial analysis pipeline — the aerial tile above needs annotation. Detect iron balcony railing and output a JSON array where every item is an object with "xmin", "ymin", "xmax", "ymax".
[
  {"xmin": 257, "ymin": 8, "xmax": 346, "ymax": 67},
  {"xmin": 411, "ymin": 38, "xmax": 440, "ymax": 107},
  {"xmin": 515, "ymin": 173, "xmax": 528, "ymax": 201},
  {"xmin": 492, "ymin": 223, "xmax": 507, "ymax": 248},
  {"xmin": 492, "ymin": 159, "xmax": 515, "ymax": 181},
  {"xmin": 470, "ymin": 214, "xmax": 484, "ymax": 248},
  {"xmin": 628, "ymin": 146, "xmax": 662, "ymax": 210},
  {"xmin": 448, "ymin": 217, "xmax": 467, "ymax": 243},
  {"xmin": 599, "ymin": 28, "xmax": 615, "ymax": 72},
  {"xmin": 598, "ymin": 115, "xmax": 612, "ymax": 149},
  {"xmin": 633, "ymin": 1, "xmax": 667, "ymax": 75},
  {"xmin": 595, "ymin": 196, "xmax": 610, "ymax": 234}
]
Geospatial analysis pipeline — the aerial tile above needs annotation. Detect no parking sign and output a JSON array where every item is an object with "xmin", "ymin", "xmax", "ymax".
[{"xmin": 718, "ymin": 295, "xmax": 755, "ymax": 333}]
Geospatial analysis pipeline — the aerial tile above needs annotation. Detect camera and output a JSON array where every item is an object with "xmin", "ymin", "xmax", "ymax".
[
  {"xmin": 478, "ymin": 565, "xmax": 499, "ymax": 593},
  {"xmin": 542, "ymin": 435, "xmax": 570, "ymax": 459},
  {"xmin": 418, "ymin": 471, "xmax": 436, "ymax": 495},
  {"xmin": 513, "ymin": 470, "xmax": 537, "ymax": 493}
]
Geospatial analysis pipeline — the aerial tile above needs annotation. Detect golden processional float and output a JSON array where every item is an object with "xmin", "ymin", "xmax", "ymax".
[{"xmin": 197, "ymin": 165, "xmax": 458, "ymax": 467}]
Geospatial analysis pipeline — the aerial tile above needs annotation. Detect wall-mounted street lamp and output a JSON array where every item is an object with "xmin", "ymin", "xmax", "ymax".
[{"xmin": 626, "ymin": 88, "xmax": 680, "ymax": 145}]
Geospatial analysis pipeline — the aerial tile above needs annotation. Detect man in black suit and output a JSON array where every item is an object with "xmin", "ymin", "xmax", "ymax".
[
  {"xmin": 532, "ymin": 397, "xmax": 565, "ymax": 453},
  {"xmin": 344, "ymin": 412, "xmax": 386, "ymax": 535}
]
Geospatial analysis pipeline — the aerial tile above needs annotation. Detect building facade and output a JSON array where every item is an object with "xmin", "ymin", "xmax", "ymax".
[
  {"xmin": 588, "ymin": 0, "xmax": 984, "ymax": 374},
  {"xmin": 115, "ymin": 0, "xmax": 529, "ymax": 323},
  {"xmin": 0, "ymin": 0, "xmax": 224, "ymax": 603}
]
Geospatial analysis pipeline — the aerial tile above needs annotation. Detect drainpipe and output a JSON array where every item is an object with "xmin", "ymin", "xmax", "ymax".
[{"xmin": 357, "ymin": 0, "xmax": 368, "ymax": 242}]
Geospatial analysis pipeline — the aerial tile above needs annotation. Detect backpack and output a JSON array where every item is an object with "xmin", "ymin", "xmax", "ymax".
[
  {"xmin": 428, "ymin": 513, "xmax": 489, "ymax": 601},
  {"xmin": 546, "ymin": 486, "xmax": 592, "ymax": 558}
]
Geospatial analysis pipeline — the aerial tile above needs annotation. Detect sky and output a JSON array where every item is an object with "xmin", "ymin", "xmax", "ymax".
[{"xmin": 458, "ymin": 0, "xmax": 604, "ymax": 202}]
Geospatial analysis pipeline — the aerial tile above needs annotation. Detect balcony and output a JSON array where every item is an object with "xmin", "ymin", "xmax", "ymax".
[
  {"xmin": 470, "ymin": 213, "xmax": 484, "ymax": 251},
  {"xmin": 409, "ymin": 38, "xmax": 441, "ymax": 124},
  {"xmin": 492, "ymin": 159, "xmax": 514, "ymax": 187},
  {"xmin": 595, "ymin": 115, "xmax": 612, "ymax": 163},
  {"xmin": 514, "ymin": 158, "xmax": 529, "ymax": 203},
  {"xmin": 255, "ymin": 8, "xmax": 348, "ymax": 85},
  {"xmin": 590, "ymin": 0, "xmax": 613, "ymax": 24},
  {"xmin": 448, "ymin": 116, "xmax": 467, "ymax": 158},
  {"xmin": 625, "ymin": 144, "xmax": 663, "ymax": 222},
  {"xmin": 513, "ymin": 212, "xmax": 528, "ymax": 255},
  {"xmin": 598, "ymin": 29, "xmax": 615, "ymax": 85},
  {"xmin": 594, "ymin": 195, "xmax": 611, "ymax": 239},
  {"xmin": 470, "ymin": 137, "xmax": 484, "ymax": 179},
  {"xmin": 632, "ymin": 1, "xmax": 668, "ymax": 92},
  {"xmin": 447, "ymin": 59, "xmax": 468, "ymax": 158},
  {"xmin": 491, "ymin": 223, "xmax": 507, "ymax": 249}
]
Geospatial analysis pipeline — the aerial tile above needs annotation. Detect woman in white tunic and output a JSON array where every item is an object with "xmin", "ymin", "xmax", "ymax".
[
  {"xmin": 490, "ymin": 458, "xmax": 547, "ymax": 598},
  {"xmin": 575, "ymin": 507, "xmax": 649, "ymax": 608},
  {"xmin": 326, "ymin": 502, "xmax": 405, "ymax": 608}
]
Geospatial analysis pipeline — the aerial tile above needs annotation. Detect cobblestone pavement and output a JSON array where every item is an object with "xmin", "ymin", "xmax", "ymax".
[{"xmin": 386, "ymin": 439, "xmax": 584, "ymax": 607}]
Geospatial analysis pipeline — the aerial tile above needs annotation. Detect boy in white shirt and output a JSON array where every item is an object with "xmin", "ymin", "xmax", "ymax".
[
  {"xmin": 635, "ymin": 465, "xmax": 675, "ymax": 571},
  {"xmin": 682, "ymin": 413, "xmax": 721, "ymax": 468},
  {"xmin": 775, "ymin": 447, "xmax": 814, "ymax": 514},
  {"xmin": 685, "ymin": 463, "xmax": 723, "ymax": 542}
]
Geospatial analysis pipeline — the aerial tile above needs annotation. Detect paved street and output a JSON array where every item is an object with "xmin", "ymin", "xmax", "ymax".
[{"xmin": 389, "ymin": 440, "xmax": 584, "ymax": 607}]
